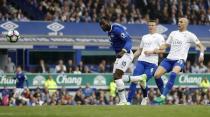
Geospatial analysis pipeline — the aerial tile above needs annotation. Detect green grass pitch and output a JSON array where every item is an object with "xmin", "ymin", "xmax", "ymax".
[{"xmin": 0, "ymin": 105, "xmax": 209, "ymax": 117}]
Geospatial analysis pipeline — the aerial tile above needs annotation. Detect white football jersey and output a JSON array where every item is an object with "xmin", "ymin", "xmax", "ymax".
[
  {"xmin": 138, "ymin": 33, "xmax": 165, "ymax": 65},
  {"xmin": 166, "ymin": 30, "xmax": 200, "ymax": 61}
]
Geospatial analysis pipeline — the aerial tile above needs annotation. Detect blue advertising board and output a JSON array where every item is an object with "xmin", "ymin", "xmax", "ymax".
[{"xmin": 0, "ymin": 21, "xmax": 209, "ymax": 40}]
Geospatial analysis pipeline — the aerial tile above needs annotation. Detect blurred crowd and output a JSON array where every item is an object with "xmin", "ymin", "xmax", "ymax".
[
  {"xmin": 2, "ymin": 56, "xmax": 210, "ymax": 74},
  {"xmin": 1, "ymin": 85, "xmax": 210, "ymax": 106},
  {"xmin": 0, "ymin": 0, "xmax": 209, "ymax": 24},
  {"xmin": 33, "ymin": 59, "xmax": 113, "ymax": 73},
  {"xmin": 3, "ymin": 57, "xmax": 210, "ymax": 74}
]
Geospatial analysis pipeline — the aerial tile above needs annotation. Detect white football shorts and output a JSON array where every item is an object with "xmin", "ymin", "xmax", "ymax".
[{"xmin": 113, "ymin": 51, "xmax": 134, "ymax": 73}]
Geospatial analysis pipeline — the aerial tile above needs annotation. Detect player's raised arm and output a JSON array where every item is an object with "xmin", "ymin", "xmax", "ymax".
[{"xmin": 189, "ymin": 30, "xmax": 205, "ymax": 63}]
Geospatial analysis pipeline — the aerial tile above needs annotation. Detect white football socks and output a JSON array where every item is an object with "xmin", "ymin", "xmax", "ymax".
[
  {"xmin": 130, "ymin": 75, "xmax": 144, "ymax": 82},
  {"xmin": 115, "ymin": 79, "xmax": 127, "ymax": 102},
  {"xmin": 122, "ymin": 75, "xmax": 145, "ymax": 83}
]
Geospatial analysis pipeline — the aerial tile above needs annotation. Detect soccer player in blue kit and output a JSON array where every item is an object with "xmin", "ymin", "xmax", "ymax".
[
  {"xmin": 99, "ymin": 17, "xmax": 147, "ymax": 105},
  {"xmin": 14, "ymin": 66, "xmax": 29, "ymax": 100}
]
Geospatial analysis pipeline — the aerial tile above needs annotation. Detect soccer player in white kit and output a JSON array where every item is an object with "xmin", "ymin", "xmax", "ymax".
[
  {"xmin": 127, "ymin": 20, "xmax": 165, "ymax": 105},
  {"xmin": 153, "ymin": 18, "xmax": 205, "ymax": 103}
]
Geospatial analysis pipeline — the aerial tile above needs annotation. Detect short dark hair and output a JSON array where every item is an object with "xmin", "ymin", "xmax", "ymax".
[
  {"xmin": 99, "ymin": 16, "xmax": 109, "ymax": 24},
  {"xmin": 148, "ymin": 20, "xmax": 156, "ymax": 23}
]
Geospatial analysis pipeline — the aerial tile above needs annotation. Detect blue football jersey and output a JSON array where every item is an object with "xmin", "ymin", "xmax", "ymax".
[
  {"xmin": 15, "ymin": 72, "xmax": 28, "ymax": 88},
  {"xmin": 108, "ymin": 23, "xmax": 132, "ymax": 54}
]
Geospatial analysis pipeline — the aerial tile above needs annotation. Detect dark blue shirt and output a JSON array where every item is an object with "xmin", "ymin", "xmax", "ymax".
[
  {"xmin": 108, "ymin": 23, "xmax": 132, "ymax": 54},
  {"xmin": 15, "ymin": 72, "xmax": 28, "ymax": 88}
]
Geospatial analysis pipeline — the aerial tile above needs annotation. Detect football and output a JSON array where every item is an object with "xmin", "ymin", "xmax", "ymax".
[{"xmin": 6, "ymin": 30, "xmax": 20, "ymax": 43}]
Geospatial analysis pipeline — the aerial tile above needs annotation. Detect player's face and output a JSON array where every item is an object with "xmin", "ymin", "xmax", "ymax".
[
  {"xmin": 148, "ymin": 22, "xmax": 156, "ymax": 33},
  {"xmin": 16, "ymin": 67, "xmax": 21, "ymax": 72},
  {"xmin": 99, "ymin": 20, "xmax": 111, "ymax": 32},
  {"xmin": 178, "ymin": 18, "xmax": 187, "ymax": 31}
]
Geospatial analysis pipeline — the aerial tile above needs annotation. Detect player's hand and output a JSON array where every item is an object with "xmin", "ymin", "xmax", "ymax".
[
  {"xmin": 144, "ymin": 51, "xmax": 153, "ymax": 56},
  {"xmin": 116, "ymin": 50, "xmax": 126, "ymax": 58}
]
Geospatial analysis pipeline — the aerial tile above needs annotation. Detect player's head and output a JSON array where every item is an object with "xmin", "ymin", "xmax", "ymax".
[
  {"xmin": 99, "ymin": 17, "xmax": 111, "ymax": 32},
  {"xmin": 178, "ymin": 17, "xmax": 189, "ymax": 31},
  {"xmin": 16, "ymin": 66, "xmax": 22, "ymax": 72},
  {"xmin": 147, "ymin": 20, "xmax": 157, "ymax": 34}
]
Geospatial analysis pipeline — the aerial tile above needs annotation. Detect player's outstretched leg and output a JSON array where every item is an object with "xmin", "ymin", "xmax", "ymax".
[
  {"xmin": 121, "ymin": 74, "xmax": 147, "ymax": 105},
  {"xmin": 123, "ymin": 74, "xmax": 147, "ymax": 83},
  {"xmin": 155, "ymin": 66, "xmax": 181, "ymax": 104},
  {"xmin": 126, "ymin": 61, "xmax": 147, "ymax": 104},
  {"xmin": 154, "ymin": 72, "xmax": 177, "ymax": 104},
  {"xmin": 124, "ymin": 74, "xmax": 147, "ymax": 103}
]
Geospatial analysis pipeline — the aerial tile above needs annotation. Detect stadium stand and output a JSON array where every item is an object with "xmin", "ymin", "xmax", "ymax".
[
  {"xmin": 0, "ymin": 0, "xmax": 209, "ymax": 24},
  {"xmin": 1, "ymin": 86, "xmax": 210, "ymax": 106},
  {"xmin": 0, "ymin": 0, "xmax": 210, "ymax": 106}
]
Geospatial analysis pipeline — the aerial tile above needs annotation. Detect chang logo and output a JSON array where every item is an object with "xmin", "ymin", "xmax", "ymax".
[
  {"xmin": 178, "ymin": 74, "xmax": 202, "ymax": 84},
  {"xmin": 94, "ymin": 75, "xmax": 106, "ymax": 86},
  {"xmin": 56, "ymin": 74, "xmax": 82, "ymax": 85},
  {"xmin": 33, "ymin": 75, "xmax": 45, "ymax": 86},
  {"xmin": 0, "ymin": 71, "xmax": 16, "ymax": 85}
]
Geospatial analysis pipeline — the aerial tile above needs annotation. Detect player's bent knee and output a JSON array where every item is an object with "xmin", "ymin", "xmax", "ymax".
[
  {"xmin": 154, "ymin": 66, "xmax": 166, "ymax": 79},
  {"xmin": 172, "ymin": 66, "xmax": 182, "ymax": 74},
  {"xmin": 154, "ymin": 72, "xmax": 161, "ymax": 79}
]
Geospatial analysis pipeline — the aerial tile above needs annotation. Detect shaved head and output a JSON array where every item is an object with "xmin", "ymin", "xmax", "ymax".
[
  {"xmin": 178, "ymin": 17, "xmax": 189, "ymax": 31},
  {"xmin": 180, "ymin": 18, "xmax": 189, "ymax": 26}
]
